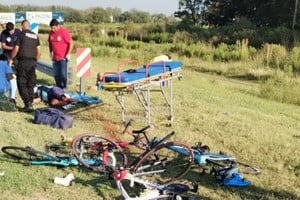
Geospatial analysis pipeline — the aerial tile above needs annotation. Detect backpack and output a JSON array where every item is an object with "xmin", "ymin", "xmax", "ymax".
[{"xmin": 33, "ymin": 108, "xmax": 73, "ymax": 129}]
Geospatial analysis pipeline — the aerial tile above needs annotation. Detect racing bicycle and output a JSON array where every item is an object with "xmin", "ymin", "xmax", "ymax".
[
  {"xmin": 1, "ymin": 144, "xmax": 103, "ymax": 167},
  {"xmin": 111, "ymin": 168, "xmax": 200, "ymax": 200},
  {"xmin": 71, "ymin": 120, "xmax": 194, "ymax": 184}
]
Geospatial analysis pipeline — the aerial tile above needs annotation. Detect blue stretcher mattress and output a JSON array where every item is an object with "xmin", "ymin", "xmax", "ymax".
[{"xmin": 103, "ymin": 61, "xmax": 182, "ymax": 84}]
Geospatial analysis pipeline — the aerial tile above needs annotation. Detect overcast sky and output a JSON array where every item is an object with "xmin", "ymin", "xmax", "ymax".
[{"xmin": 1, "ymin": 0, "xmax": 179, "ymax": 16}]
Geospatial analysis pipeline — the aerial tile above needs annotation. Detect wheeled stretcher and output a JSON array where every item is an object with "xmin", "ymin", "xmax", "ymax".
[{"xmin": 101, "ymin": 60, "xmax": 183, "ymax": 125}]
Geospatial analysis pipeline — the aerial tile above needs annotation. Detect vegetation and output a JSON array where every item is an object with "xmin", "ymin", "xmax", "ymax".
[
  {"xmin": 0, "ymin": 1, "xmax": 299, "ymax": 199},
  {"xmin": 0, "ymin": 45, "xmax": 299, "ymax": 199}
]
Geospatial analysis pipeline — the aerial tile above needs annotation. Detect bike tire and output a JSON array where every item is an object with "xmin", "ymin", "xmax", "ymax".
[
  {"xmin": 133, "ymin": 141, "xmax": 194, "ymax": 184},
  {"xmin": 71, "ymin": 133, "xmax": 128, "ymax": 173},
  {"xmin": 1, "ymin": 146, "xmax": 58, "ymax": 163}
]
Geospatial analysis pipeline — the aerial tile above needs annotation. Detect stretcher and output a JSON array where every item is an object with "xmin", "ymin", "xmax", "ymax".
[
  {"xmin": 100, "ymin": 60, "xmax": 183, "ymax": 125},
  {"xmin": 102, "ymin": 61, "xmax": 182, "ymax": 87}
]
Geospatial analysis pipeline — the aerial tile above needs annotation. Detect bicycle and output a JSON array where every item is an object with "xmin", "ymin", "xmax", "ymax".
[
  {"xmin": 188, "ymin": 142, "xmax": 261, "ymax": 186},
  {"xmin": 71, "ymin": 120, "xmax": 194, "ymax": 184},
  {"xmin": 111, "ymin": 168, "xmax": 200, "ymax": 200},
  {"xmin": 1, "ymin": 143, "xmax": 107, "ymax": 167}
]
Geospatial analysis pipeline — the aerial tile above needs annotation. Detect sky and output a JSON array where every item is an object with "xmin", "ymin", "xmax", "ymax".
[{"xmin": 1, "ymin": 0, "xmax": 179, "ymax": 16}]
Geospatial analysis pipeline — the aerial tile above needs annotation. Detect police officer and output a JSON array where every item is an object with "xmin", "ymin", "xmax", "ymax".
[{"xmin": 9, "ymin": 20, "xmax": 41, "ymax": 112}]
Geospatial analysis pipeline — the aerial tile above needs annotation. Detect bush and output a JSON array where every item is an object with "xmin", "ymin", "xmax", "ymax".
[
  {"xmin": 260, "ymin": 44, "xmax": 288, "ymax": 69},
  {"xmin": 290, "ymin": 46, "xmax": 300, "ymax": 72},
  {"xmin": 259, "ymin": 77, "xmax": 300, "ymax": 105}
]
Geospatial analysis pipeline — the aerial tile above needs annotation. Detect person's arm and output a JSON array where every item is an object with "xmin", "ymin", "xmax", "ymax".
[
  {"xmin": 1, "ymin": 42, "xmax": 13, "ymax": 51},
  {"xmin": 6, "ymin": 73, "xmax": 13, "ymax": 81},
  {"xmin": 5, "ymin": 63, "xmax": 14, "ymax": 80},
  {"xmin": 66, "ymin": 39, "xmax": 73, "ymax": 60},
  {"xmin": 50, "ymin": 98, "xmax": 69, "ymax": 107},
  {"xmin": 8, "ymin": 45, "xmax": 19, "ymax": 65},
  {"xmin": 36, "ymin": 45, "xmax": 41, "ymax": 60},
  {"xmin": 64, "ymin": 29, "xmax": 73, "ymax": 60}
]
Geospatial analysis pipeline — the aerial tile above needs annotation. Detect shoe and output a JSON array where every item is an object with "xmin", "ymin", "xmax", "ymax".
[
  {"xmin": 20, "ymin": 106, "xmax": 34, "ymax": 113},
  {"xmin": 9, "ymin": 98, "xmax": 16, "ymax": 106}
]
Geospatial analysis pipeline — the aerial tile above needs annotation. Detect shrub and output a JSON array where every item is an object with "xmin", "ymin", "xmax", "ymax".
[
  {"xmin": 260, "ymin": 44, "xmax": 288, "ymax": 69},
  {"xmin": 290, "ymin": 46, "xmax": 300, "ymax": 72},
  {"xmin": 259, "ymin": 77, "xmax": 300, "ymax": 105}
]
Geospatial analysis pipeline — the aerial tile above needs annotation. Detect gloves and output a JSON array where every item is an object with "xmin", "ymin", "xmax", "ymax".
[{"xmin": 66, "ymin": 54, "xmax": 71, "ymax": 61}]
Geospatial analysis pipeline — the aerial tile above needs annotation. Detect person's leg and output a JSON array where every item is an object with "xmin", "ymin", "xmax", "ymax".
[
  {"xmin": 26, "ymin": 65, "xmax": 36, "ymax": 107},
  {"xmin": 16, "ymin": 61, "xmax": 32, "ymax": 111},
  {"xmin": 53, "ymin": 60, "xmax": 61, "ymax": 88},
  {"xmin": 60, "ymin": 59, "xmax": 68, "ymax": 90},
  {"xmin": 8, "ymin": 77, "xmax": 17, "ymax": 100}
]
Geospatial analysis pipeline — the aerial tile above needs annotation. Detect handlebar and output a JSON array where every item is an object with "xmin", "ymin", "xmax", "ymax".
[
  {"xmin": 132, "ymin": 125, "xmax": 152, "ymax": 134},
  {"xmin": 122, "ymin": 119, "xmax": 152, "ymax": 135},
  {"xmin": 122, "ymin": 119, "xmax": 133, "ymax": 134}
]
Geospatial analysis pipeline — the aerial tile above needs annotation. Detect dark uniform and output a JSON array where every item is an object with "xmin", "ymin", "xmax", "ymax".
[
  {"xmin": 15, "ymin": 29, "xmax": 40, "ymax": 110},
  {"xmin": 0, "ymin": 28, "xmax": 21, "ymax": 59}
]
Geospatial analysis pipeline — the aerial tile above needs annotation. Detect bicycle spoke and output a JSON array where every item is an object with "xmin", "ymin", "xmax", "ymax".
[{"xmin": 133, "ymin": 142, "xmax": 193, "ymax": 184}]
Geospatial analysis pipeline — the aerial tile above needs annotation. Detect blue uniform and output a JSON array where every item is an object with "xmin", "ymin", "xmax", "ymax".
[{"xmin": 0, "ymin": 60, "xmax": 13, "ymax": 94}]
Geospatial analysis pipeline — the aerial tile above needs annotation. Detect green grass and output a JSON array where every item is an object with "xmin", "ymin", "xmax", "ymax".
[{"xmin": 0, "ymin": 43, "xmax": 299, "ymax": 199}]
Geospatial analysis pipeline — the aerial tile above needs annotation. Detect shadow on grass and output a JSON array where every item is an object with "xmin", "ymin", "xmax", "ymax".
[
  {"xmin": 36, "ymin": 78, "xmax": 53, "ymax": 86},
  {"xmin": 73, "ymin": 169, "xmax": 124, "ymax": 200},
  {"xmin": 73, "ymin": 167, "xmax": 204, "ymax": 200},
  {"xmin": 185, "ymin": 167, "xmax": 298, "ymax": 200}
]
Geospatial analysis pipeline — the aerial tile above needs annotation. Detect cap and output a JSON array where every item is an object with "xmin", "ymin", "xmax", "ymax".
[{"xmin": 0, "ymin": 20, "xmax": 7, "ymax": 24}]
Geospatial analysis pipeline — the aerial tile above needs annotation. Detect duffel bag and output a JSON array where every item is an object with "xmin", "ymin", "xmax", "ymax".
[{"xmin": 33, "ymin": 108, "xmax": 73, "ymax": 129}]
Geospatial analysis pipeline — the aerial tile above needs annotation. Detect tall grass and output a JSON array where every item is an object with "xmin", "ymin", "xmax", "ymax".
[
  {"xmin": 72, "ymin": 34, "xmax": 300, "ymax": 106},
  {"xmin": 0, "ymin": 34, "xmax": 299, "ymax": 200}
]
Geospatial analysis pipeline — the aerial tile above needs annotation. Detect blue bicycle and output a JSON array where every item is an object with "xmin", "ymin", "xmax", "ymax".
[
  {"xmin": 171, "ymin": 142, "xmax": 261, "ymax": 187},
  {"xmin": 1, "ymin": 145, "xmax": 101, "ymax": 167}
]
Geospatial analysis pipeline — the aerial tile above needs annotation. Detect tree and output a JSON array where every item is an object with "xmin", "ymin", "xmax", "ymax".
[
  {"xmin": 174, "ymin": 0, "xmax": 206, "ymax": 25},
  {"xmin": 87, "ymin": 7, "xmax": 110, "ymax": 23},
  {"xmin": 175, "ymin": 0, "xmax": 300, "ymax": 28},
  {"xmin": 119, "ymin": 9, "xmax": 151, "ymax": 23}
]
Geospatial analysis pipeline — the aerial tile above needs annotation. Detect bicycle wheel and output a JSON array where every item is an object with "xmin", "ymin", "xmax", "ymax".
[
  {"xmin": 133, "ymin": 141, "xmax": 194, "ymax": 184},
  {"xmin": 72, "ymin": 133, "xmax": 128, "ymax": 173},
  {"xmin": 1, "ymin": 146, "xmax": 58, "ymax": 163}
]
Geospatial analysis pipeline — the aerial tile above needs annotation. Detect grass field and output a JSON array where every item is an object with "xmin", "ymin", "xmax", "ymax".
[{"xmin": 0, "ymin": 47, "xmax": 299, "ymax": 199}]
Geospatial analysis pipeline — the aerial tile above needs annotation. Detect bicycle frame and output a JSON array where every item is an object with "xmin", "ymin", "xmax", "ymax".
[
  {"xmin": 168, "ymin": 143, "xmax": 261, "ymax": 176},
  {"xmin": 1, "ymin": 146, "xmax": 103, "ymax": 167},
  {"xmin": 112, "ymin": 169, "xmax": 196, "ymax": 200}
]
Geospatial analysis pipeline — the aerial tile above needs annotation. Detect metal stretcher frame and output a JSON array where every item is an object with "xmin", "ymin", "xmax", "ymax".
[{"xmin": 101, "ymin": 60, "xmax": 183, "ymax": 125}]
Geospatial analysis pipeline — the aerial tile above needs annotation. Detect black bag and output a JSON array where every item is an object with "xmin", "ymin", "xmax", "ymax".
[{"xmin": 33, "ymin": 108, "xmax": 73, "ymax": 129}]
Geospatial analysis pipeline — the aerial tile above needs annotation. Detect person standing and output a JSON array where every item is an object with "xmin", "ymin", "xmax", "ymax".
[
  {"xmin": 0, "ymin": 22, "xmax": 19, "ymax": 96},
  {"xmin": 9, "ymin": 20, "xmax": 41, "ymax": 112},
  {"xmin": 48, "ymin": 19, "xmax": 73, "ymax": 90},
  {"xmin": 0, "ymin": 22, "xmax": 21, "ymax": 61}
]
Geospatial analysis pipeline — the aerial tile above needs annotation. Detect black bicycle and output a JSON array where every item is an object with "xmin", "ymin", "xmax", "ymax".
[{"xmin": 71, "ymin": 120, "xmax": 194, "ymax": 184}]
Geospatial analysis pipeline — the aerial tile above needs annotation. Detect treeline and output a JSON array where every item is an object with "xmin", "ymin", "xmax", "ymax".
[
  {"xmin": 1, "ymin": 2, "xmax": 299, "ymax": 48},
  {"xmin": 0, "ymin": 4, "xmax": 173, "ymax": 23},
  {"xmin": 176, "ymin": 0, "xmax": 300, "ymax": 28}
]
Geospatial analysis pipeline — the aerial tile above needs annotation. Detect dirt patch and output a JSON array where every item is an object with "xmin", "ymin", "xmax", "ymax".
[{"xmin": 89, "ymin": 109, "xmax": 121, "ymax": 141}]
